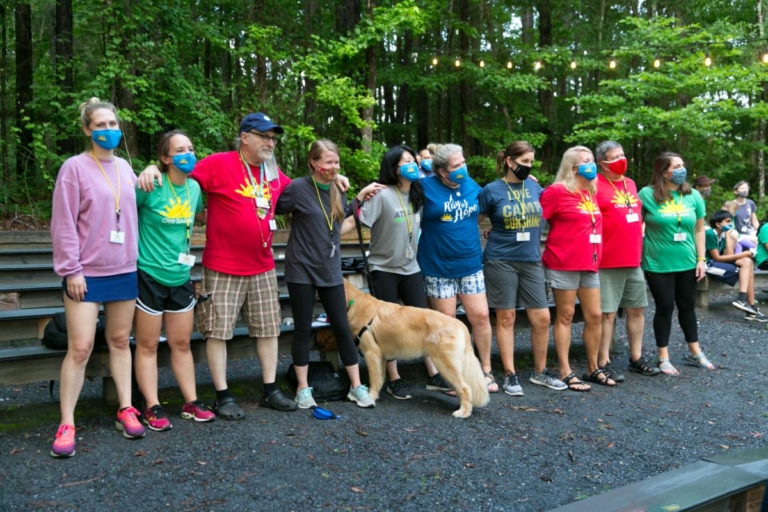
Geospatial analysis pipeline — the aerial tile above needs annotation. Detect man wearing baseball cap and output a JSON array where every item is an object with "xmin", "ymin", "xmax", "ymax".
[
  {"xmin": 693, "ymin": 175, "xmax": 716, "ymax": 199},
  {"xmin": 138, "ymin": 113, "xmax": 348, "ymax": 419}
]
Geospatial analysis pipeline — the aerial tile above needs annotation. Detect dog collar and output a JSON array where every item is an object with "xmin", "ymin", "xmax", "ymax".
[{"xmin": 347, "ymin": 299, "xmax": 355, "ymax": 311}]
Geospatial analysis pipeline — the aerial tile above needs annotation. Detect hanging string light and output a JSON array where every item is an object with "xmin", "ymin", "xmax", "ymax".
[
  {"xmin": 432, "ymin": 57, "xmax": 438, "ymax": 66},
  {"xmin": 534, "ymin": 60, "xmax": 542, "ymax": 71},
  {"xmin": 507, "ymin": 61, "xmax": 513, "ymax": 69},
  {"xmin": 609, "ymin": 57, "xmax": 617, "ymax": 69},
  {"xmin": 762, "ymin": 51, "xmax": 768, "ymax": 64},
  {"xmin": 570, "ymin": 58, "xmax": 577, "ymax": 69},
  {"xmin": 653, "ymin": 55, "xmax": 661, "ymax": 68},
  {"xmin": 704, "ymin": 49, "xmax": 712, "ymax": 67},
  {"xmin": 455, "ymin": 58, "xmax": 461, "ymax": 67},
  {"xmin": 479, "ymin": 59, "xmax": 485, "ymax": 68}
]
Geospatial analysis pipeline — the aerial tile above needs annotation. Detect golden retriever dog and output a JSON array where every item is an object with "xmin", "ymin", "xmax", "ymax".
[{"xmin": 343, "ymin": 280, "xmax": 489, "ymax": 418}]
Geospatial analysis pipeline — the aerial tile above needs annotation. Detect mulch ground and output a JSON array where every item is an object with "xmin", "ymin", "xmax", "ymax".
[{"xmin": 1, "ymin": 292, "xmax": 767, "ymax": 511}]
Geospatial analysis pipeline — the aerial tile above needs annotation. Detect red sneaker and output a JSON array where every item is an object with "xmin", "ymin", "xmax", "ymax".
[
  {"xmin": 181, "ymin": 400, "xmax": 216, "ymax": 422},
  {"xmin": 142, "ymin": 404, "xmax": 173, "ymax": 432},
  {"xmin": 50, "ymin": 424, "xmax": 76, "ymax": 458},
  {"xmin": 116, "ymin": 406, "xmax": 146, "ymax": 439}
]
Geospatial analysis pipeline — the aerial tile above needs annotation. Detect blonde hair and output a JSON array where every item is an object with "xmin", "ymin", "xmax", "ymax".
[
  {"xmin": 722, "ymin": 200, "xmax": 738, "ymax": 215},
  {"xmin": 308, "ymin": 139, "xmax": 345, "ymax": 224},
  {"xmin": 78, "ymin": 97, "xmax": 118, "ymax": 128},
  {"xmin": 555, "ymin": 146, "xmax": 596, "ymax": 194}
]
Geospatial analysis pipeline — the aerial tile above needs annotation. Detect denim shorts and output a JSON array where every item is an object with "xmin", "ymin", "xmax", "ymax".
[{"xmin": 423, "ymin": 270, "xmax": 485, "ymax": 299}]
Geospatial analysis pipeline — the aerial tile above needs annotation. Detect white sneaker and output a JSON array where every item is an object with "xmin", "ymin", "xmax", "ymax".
[
  {"xmin": 347, "ymin": 385, "xmax": 375, "ymax": 408},
  {"xmin": 296, "ymin": 387, "xmax": 317, "ymax": 409}
]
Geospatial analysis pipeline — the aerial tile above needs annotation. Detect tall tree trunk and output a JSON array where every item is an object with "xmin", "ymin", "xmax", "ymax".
[
  {"xmin": 360, "ymin": 0, "xmax": 375, "ymax": 153},
  {"xmin": 15, "ymin": 2, "xmax": 33, "ymax": 179},
  {"xmin": 115, "ymin": 0, "xmax": 139, "ymax": 162},
  {"xmin": 55, "ymin": 0, "xmax": 74, "ymax": 156},
  {"xmin": 302, "ymin": 0, "xmax": 319, "ymax": 126},
  {"xmin": 758, "ymin": 0, "xmax": 766, "ymax": 202},
  {"xmin": 252, "ymin": 0, "xmax": 268, "ymax": 108},
  {"xmin": 459, "ymin": 0, "xmax": 473, "ymax": 155},
  {"xmin": 536, "ymin": 0, "xmax": 555, "ymax": 174},
  {"xmin": 1, "ymin": 4, "xmax": 8, "ymax": 182}
]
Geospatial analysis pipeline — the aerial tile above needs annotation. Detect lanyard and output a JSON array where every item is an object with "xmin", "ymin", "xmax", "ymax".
[
  {"xmin": 504, "ymin": 179, "xmax": 526, "ymax": 221},
  {"xmin": 169, "ymin": 180, "xmax": 192, "ymax": 254},
  {"xmin": 672, "ymin": 191, "xmax": 684, "ymax": 232},
  {"xmin": 89, "ymin": 152, "xmax": 121, "ymax": 227},
  {"xmin": 239, "ymin": 152, "xmax": 273, "ymax": 248},
  {"xmin": 313, "ymin": 178, "xmax": 333, "ymax": 237},
  {"xmin": 601, "ymin": 173, "xmax": 633, "ymax": 209},
  {"xmin": 395, "ymin": 187, "xmax": 413, "ymax": 244}
]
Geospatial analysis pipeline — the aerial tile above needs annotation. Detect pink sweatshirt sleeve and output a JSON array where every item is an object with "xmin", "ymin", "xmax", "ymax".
[{"xmin": 51, "ymin": 167, "xmax": 83, "ymax": 278}]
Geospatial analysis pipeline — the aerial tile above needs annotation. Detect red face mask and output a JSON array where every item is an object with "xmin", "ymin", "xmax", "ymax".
[
  {"xmin": 315, "ymin": 165, "xmax": 338, "ymax": 182},
  {"xmin": 604, "ymin": 157, "xmax": 628, "ymax": 175}
]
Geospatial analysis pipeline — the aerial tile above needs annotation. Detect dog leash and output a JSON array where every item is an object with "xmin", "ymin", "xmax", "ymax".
[{"xmin": 352, "ymin": 198, "xmax": 376, "ymax": 297}]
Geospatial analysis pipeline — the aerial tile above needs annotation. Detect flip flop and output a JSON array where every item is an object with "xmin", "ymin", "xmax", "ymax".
[
  {"xmin": 657, "ymin": 358, "xmax": 679, "ymax": 376},
  {"xmin": 562, "ymin": 372, "xmax": 591, "ymax": 392},
  {"xmin": 213, "ymin": 397, "xmax": 245, "ymax": 420}
]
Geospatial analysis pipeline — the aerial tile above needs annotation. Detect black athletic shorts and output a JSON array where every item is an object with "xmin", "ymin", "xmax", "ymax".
[{"xmin": 136, "ymin": 269, "xmax": 196, "ymax": 315}]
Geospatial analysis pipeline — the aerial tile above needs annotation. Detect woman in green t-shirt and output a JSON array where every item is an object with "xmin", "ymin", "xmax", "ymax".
[
  {"xmin": 639, "ymin": 152, "xmax": 713, "ymax": 375},
  {"xmin": 134, "ymin": 130, "xmax": 214, "ymax": 431}
]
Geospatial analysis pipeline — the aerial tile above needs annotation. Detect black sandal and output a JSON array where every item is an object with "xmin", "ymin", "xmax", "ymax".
[
  {"xmin": 582, "ymin": 368, "xmax": 616, "ymax": 387},
  {"xmin": 628, "ymin": 357, "xmax": 661, "ymax": 376},
  {"xmin": 562, "ymin": 372, "xmax": 591, "ymax": 392}
]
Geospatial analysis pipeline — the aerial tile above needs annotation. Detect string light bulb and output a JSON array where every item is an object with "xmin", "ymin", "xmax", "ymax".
[
  {"xmin": 479, "ymin": 59, "xmax": 485, "ymax": 68},
  {"xmin": 762, "ymin": 51, "xmax": 768, "ymax": 64},
  {"xmin": 653, "ymin": 56, "xmax": 661, "ymax": 68},
  {"xmin": 432, "ymin": 57, "xmax": 438, "ymax": 66},
  {"xmin": 704, "ymin": 52, "xmax": 712, "ymax": 67},
  {"xmin": 609, "ymin": 58, "xmax": 617, "ymax": 69},
  {"xmin": 455, "ymin": 58, "xmax": 461, "ymax": 67},
  {"xmin": 570, "ymin": 59, "xmax": 577, "ymax": 69},
  {"xmin": 507, "ymin": 61, "xmax": 513, "ymax": 69},
  {"xmin": 534, "ymin": 60, "xmax": 542, "ymax": 71}
]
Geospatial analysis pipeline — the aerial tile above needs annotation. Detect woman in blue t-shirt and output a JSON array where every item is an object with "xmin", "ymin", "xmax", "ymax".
[
  {"xmin": 417, "ymin": 143, "xmax": 497, "ymax": 393},
  {"xmin": 478, "ymin": 141, "xmax": 566, "ymax": 397}
]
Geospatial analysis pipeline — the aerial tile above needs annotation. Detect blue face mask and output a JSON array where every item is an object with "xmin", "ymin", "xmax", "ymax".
[
  {"xmin": 721, "ymin": 222, "xmax": 733, "ymax": 232},
  {"xmin": 421, "ymin": 159, "xmax": 433, "ymax": 173},
  {"xmin": 576, "ymin": 162, "xmax": 597, "ymax": 181},
  {"xmin": 399, "ymin": 162, "xmax": 420, "ymax": 182},
  {"xmin": 670, "ymin": 167, "xmax": 687, "ymax": 185},
  {"xmin": 448, "ymin": 165, "xmax": 469, "ymax": 184},
  {"xmin": 172, "ymin": 153, "xmax": 197, "ymax": 174},
  {"xmin": 91, "ymin": 129, "xmax": 122, "ymax": 150}
]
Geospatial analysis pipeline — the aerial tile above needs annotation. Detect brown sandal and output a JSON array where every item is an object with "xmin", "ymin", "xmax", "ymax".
[{"xmin": 484, "ymin": 372, "xmax": 499, "ymax": 393}]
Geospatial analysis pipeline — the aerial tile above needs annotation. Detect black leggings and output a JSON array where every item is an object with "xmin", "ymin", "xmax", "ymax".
[
  {"xmin": 370, "ymin": 271, "xmax": 427, "ymax": 308},
  {"xmin": 645, "ymin": 269, "xmax": 699, "ymax": 348},
  {"xmin": 287, "ymin": 282, "xmax": 359, "ymax": 367}
]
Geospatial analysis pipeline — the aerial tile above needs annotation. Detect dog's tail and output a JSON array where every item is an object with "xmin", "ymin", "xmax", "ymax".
[{"xmin": 462, "ymin": 324, "xmax": 490, "ymax": 408}]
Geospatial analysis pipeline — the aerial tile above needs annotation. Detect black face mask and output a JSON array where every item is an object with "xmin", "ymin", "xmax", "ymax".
[{"xmin": 512, "ymin": 163, "xmax": 532, "ymax": 181}]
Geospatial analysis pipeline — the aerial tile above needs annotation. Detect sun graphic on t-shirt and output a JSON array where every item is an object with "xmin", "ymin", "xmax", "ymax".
[
  {"xmin": 611, "ymin": 191, "xmax": 637, "ymax": 206},
  {"xmin": 235, "ymin": 179, "xmax": 271, "ymax": 200},
  {"xmin": 578, "ymin": 200, "xmax": 598, "ymax": 213},
  {"xmin": 659, "ymin": 200, "xmax": 688, "ymax": 215},
  {"xmin": 440, "ymin": 213, "xmax": 453, "ymax": 222},
  {"xmin": 160, "ymin": 197, "xmax": 192, "ymax": 219}
]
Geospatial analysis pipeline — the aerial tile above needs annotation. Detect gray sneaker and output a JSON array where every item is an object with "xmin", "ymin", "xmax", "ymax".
[
  {"xmin": 502, "ymin": 373, "xmax": 524, "ymax": 396},
  {"xmin": 296, "ymin": 387, "xmax": 317, "ymax": 410},
  {"xmin": 347, "ymin": 385, "xmax": 376, "ymax": 408},
  {"xmin": 529, "ymin": 369, "xmax": 567, "ymax": 391}
]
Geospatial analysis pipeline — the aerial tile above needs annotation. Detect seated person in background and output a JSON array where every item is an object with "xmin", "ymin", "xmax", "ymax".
[
  {"xmin": 722, "ymin": 200, "xmax": 754, "ymax": 253},
  {"xmin": 705, "ymin": 210, "xmax": 766, "ymax": 322},
  {"xmin": 755, "ymin": 212, "xmax": 768, "ymax": 272}
]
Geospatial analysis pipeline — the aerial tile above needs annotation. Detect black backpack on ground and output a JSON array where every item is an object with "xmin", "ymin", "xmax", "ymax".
[
  {"xmin": 287, "ymin": 361, "xmax": 348, "ymax": 402},
  {"xmin": 42, "ymin": 312, "xmax": 107, "ymax": 350}
]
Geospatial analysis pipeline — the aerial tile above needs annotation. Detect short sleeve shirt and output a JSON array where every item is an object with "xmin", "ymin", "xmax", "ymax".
[
  {"xmin": 136, "ymin": 179, "xmax": 204, "ymax": 287},
  {"xmin": 478, "ymin": 178, "xmax": 543, "ymax": 263},
  {"xmin": 735, "ymin": 199, "xmax": 757, "ymax": 235},
  {"xmin": 704, "ymin": 227, "xmax": 727, "ymax": 259},
  {"xmin": 540, "ymin": 183, "xmax": 602, "ymax": 272},
  {"xmin": 359, "ymin": 186, "xmax": 421, "ymax": 275},
  {"xmin": 417, "ymin": 176, "xmax": 482, "ymax": 278},
  {"xmin": 756, "ymin": 224, "xmax": 768, "ymax": 267},
  {"xmin": 275, "ymin": 177, "xmax": 346, "ymax": 287},
  {"xmin": 595, "ymin": 173, "xmax": 642, "ymax": 269},
  {"xmin": 639, "ymin": 187, "xmax": 705, "ymax": 273},
  {"xmin": 191, "ymin": 151, "xmax": 290, "ymax": 276}
]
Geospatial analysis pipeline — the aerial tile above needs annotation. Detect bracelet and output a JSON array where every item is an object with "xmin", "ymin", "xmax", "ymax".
[{"xmin": 697, "ymin": 257, "xmax": 706, "ymax": 261}]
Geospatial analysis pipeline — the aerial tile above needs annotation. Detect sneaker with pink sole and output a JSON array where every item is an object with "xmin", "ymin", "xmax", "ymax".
[
  {"xmin": 50, "ymin": 424, "xmax": 76, "ymax": 458},
  {"xmin": 116, "ymin": 406, "xmax": 146, "ymax": 439},
  {"xmin": 181, "ymin": 400, "xmax": 216, "ymax": 422}
]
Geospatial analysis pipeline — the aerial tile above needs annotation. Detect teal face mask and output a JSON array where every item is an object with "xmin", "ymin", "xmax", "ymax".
[
  {"xmin": 576, "ymin": 162, "xmax": 597, "ymax": 181},
  {"xmin": 448, "ymin": 165, "xmax": 469, "ymax": 184},
  {"xmin": 173, "ymin": 153, "xmax": 197, "ymax": 174},
  {"xmin": 91, "ymin": 129, "xmax": 122, "ymax": 150},
  {"xmin": 421, "ymin": 159, "xmax": 433, "ymax": 173},
  {"xmin": 399, "ymin": 162, "xmax": 420, "ymax": 182}
]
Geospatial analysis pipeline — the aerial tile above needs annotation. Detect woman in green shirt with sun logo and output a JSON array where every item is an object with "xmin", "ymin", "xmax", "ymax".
[{"xmin": 134, "ymin": 130, "xmax": 215, "ymax": 431}]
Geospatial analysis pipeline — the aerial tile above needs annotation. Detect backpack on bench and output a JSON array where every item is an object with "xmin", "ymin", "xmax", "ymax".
[
  {"xmin": 42, "ymin": 312, "xmax": 107, "ymax": 350},
  {"xmin": 286, "ymin": 361, "xmax": 348, "ymax": 402}
]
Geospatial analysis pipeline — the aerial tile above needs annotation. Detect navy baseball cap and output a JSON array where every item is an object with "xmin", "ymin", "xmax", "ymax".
[{"xmin": 239, "ymin": 112, "xmax": 284, "ymax": 134}]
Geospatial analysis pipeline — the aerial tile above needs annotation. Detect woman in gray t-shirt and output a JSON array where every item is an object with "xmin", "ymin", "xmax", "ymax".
[{"xmin": 357, "ymin": 145, "xmax": 452, "ymax": 399}]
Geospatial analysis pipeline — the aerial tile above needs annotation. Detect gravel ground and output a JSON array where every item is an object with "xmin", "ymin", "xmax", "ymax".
[{"xmin": 1, "ymin": 292, "xmax": 767, "ymax": 511}]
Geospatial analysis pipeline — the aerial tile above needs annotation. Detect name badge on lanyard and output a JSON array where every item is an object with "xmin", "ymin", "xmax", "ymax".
[
  {"xmin": 516, "ymin": 232, "xmax": 531, "ymax": 242},
  {"xmin": 674, "ymin": 232, "xmax": 687, "ymax": 242},
  {"xmin": 177, "ymin": 253, "xmax": 196, "ymax": 266},
  {"xmin": 110, "ymin": 230, "xmax": 125, "ymax": 244},
  {"xmin": 590, "ymin": 233, "xmax": 602, "ymax": 244},
  {"xmin": 256, "ymin": 197, "xmax": 270, "ymax": 209},
  {"xmin": 626, "ymin": 213, "xmax": 639, "ymax": 223}
]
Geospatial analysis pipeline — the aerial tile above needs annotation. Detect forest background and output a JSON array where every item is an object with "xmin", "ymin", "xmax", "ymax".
[{"xmin": 2, "ymin": 0, "xmax": 768, "ymax": 225}]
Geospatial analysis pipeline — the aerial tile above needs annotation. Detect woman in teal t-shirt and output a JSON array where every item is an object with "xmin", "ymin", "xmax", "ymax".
[
  {"xmin": 134, "ymin": 130, "xmax": 214, "ymax": 431},
  {"xmin": 639, "ymin": 152, "xmax": 713, "ymax": 375}
]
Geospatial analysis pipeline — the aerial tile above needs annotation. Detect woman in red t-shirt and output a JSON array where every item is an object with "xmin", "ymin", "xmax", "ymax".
[{"xmin": 540, "ymin": 146, "xmax": 614, "ymax": 391}]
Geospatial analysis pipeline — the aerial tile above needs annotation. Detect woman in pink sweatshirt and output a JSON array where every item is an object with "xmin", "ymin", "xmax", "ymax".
[{"xmin": 50, "ymin": 98, "xmax": 145, "ymax": 458}]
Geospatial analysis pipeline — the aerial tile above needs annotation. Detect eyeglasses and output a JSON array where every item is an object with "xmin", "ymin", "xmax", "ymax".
[{"xmin": 249, "ymin": 131, "xmax": 280, "ymax": 144}]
